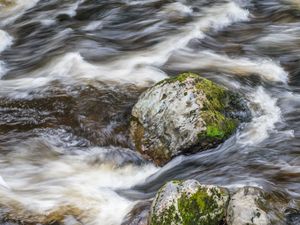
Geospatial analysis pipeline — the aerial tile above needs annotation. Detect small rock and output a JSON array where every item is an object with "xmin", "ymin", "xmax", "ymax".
[
  {"xmin": 227, "ymin": 187, "xmax": 270, "ymax": 225},
  {"xmin": 121, "ymin": 201, "xmax": 151, "ymax": 225},
  {"xmin": 149, "ymin": 180, "xmax": 230, "ymax": 225},
  {"xmin": 286, "ymin": 208, "xmax": 300, "ymax": 225}
]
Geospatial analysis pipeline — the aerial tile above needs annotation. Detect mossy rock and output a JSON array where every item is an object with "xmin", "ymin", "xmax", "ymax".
[
  {"xmin": 130, "ymin": 72, "xmax": 250, "ymax": 166},
  {"xmin": 149, "ymin": 180, "xmax": 230, "ymax": 225}
]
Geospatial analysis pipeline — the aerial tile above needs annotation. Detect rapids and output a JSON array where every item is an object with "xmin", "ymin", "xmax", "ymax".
[{"xmin": 0, "ymin": 0, "xmax": 299, "ymax": 224}]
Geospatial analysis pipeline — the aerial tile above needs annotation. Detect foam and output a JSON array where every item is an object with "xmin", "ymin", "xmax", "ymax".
[
  {"xmin": 0, "ymin": 0, "xmax": 40, "ymax": 25},
  {"xmin": 0, "ymin": 142, "xmax": 158, "ymax": 225},
  {"xmin": 167, "ymin": 50, "xmax": 288, "ymax": 83},
  {"xmin": 237, "ymin": 87, "xmax": 282, "ymax": 145}
]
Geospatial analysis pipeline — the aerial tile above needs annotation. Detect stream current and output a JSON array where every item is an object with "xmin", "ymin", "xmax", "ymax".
[{"xmin": 0, "ymin": 0, "xmax": 300, "ymax": 224}]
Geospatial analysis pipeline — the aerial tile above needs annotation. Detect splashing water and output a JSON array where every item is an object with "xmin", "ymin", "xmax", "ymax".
[{"xmin": 0, "ymin": 0, "xmax": 299, "ymax": 224}]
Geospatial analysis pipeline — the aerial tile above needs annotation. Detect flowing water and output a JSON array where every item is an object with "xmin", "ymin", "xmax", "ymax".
[{"xmin": 0, "ymin": 0, "xmax": 300, "ymax": 224}]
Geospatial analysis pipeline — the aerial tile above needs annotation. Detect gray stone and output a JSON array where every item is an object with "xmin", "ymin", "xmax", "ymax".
[
  {"xmin": 149, "ymin": 180, "xmax": 230, "ymax": 225},
  {"xmin": 227, "ymin": 187, "xmax": 270, "ymax": 225},
  {"xmin": 130, "ymin": 72, "xmax": 250, "ymax": 165}
]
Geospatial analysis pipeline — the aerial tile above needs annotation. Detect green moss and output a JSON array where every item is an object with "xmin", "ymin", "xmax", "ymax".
[
  {"xmin": 156, "ymin": 72, "xmax": 200, "ymax": 86},
  {"xmin": 156, "ymin": 72, "xmax": 240, "ymax": 141},
  {"xmin": 206, "ymin": 125, "xmax": 224, "ymax": 138},
  {"xmin": 177, "ymin": 187, "xmax": 228, "ymax": 225},
  {"xmin": 150, "ymin": 184, "xmax": 228, "ymax": 225},
  {"xmin": 192, "ymin": 74, "xmax": 239, "ymax": 140},
  {"xmin": 200, "ymin": 111, "xmax": 238, "ymax": 140},
  {"xmin": 157, "ymin": 72, "xmax": 239, "ymax": 139},
  {"xmin": 195, "ymin": 78, "xmax": 226, "ymax": 111},
  {"xmin": 176, "ymin": 73, "xmax": 199, "ymax": 83}
]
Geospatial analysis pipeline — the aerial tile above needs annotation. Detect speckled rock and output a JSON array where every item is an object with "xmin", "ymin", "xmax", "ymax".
[
  {"xmin": 130, "ymin": 72, "xmax": 250, "ymax": 165},
  {"xmin": 149, "ymin": 180, "xmax": 230, "ymax": 225},
  {"xmin": 227, "ymin": 187, "xmax": 270, "ymax": 225}
]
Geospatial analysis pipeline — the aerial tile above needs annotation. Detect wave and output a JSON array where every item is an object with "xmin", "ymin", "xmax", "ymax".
[
  {"xmin": 0, "ymin": 30, "xmax": 13, "ymax": 78},
  {"xmin": 0, "ymin": 1, "xmax": 250, "ymax": 99},
  {"xmin": 0, "ymin": 0, "xmax": 40, "ymax": 25},
  {"xmin": 166, "ymin": 50, "xmax": 289, "ymax": 83},
  {"xmin": 0, "ymin": 30, "xmax": 12, "ymax": 53},
  {"xmin": 0, "ymin": 140, "xmax": 158, "ymax": 225},
  {"xmin": 237, "ymin": 87, "xmax": 283, "ymax": 145}
]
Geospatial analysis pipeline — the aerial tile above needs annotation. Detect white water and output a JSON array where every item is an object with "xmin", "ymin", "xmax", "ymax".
[
  {"xmin": 0, "ymin": 0, "xmax": 288, "ymax": 148},
  {"xmin": 254, "ymin": 22, "xmax": 300, "ymax": 52},
  {"xmin": 158, "ymin": 2, "xmax": 193, "ymax": 20},
  {"xmin": 0, "ymin": 30, "xmax": 12, "ymax": 53},
  {"xmin": 0, "ymin": 140, "xmax": 158, "ymax": 225},
  {"xmin": 167, "ymin": 50, "xmax": 289, "ymax": 83},
  {"xmin": 0, "ymin": 1, "xmax": 297, "ymax": 224},
  {"xmin": 284, "ymin": 0, "xmax": 300, "ymax": 9},
  {"xmin": 0, "ymin": 30, "xmax": 13, "ymax": 78},
  {"xmin": 0, "ymin": 3, "xmax": 255, "ymax": 224},
  {"xmin": 0, "ymin": 1, "xmax": 249, "ymax": 98},
  {"xmin": 237, "ymin": 87, "xmax": 283, "ymax": 145},
  {"xmin": 0, "ymin": 0, "xmax": 41, "ymax": 25}
]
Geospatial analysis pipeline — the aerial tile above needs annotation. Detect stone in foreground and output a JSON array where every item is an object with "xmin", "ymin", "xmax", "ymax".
[
  {"xmin": 227, "ymin": 187, "xmax": 270, "ymax": 225},
  {"xmin": 149, "ymin": 180, "xmax": 230, "ymax": 225},
  {"xmin": 130, "ymin": 73, "xmax": 250, "ymax": 165}
]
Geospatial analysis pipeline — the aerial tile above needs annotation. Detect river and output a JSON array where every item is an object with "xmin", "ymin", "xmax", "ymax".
[{"xmin": 0, "ymin": 0, "xmax": 299, "ymax": 224}]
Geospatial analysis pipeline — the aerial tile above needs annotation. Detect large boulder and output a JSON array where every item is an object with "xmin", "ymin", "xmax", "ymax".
[
  {"xmin": 227, "ymin": 187, "xmax": 270, "ymax": 225},
  {"xmin": 149, "ymin": 180, "xmax": 230, "ymax": 225},
  {"xmin": 130, "ymin": 72, "xmax": 250, "ymax": 165}
]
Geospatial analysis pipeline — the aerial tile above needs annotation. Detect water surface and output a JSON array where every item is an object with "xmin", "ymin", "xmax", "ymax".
[{"xmin": 0, "ymin": 0, "xmax": 300, "ymax": 224}]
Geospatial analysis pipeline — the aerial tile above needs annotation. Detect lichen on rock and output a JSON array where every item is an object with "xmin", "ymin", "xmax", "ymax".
[
  {"xmin": 130, "ymin": 72, "xmax": 250, "ymax": 165},
  {"xmin": 149, "ymin": 180, "xmax": 230, "ymax": 225},
  {"xmin": 227, "ymin": 187, "xmax": 270, "ymax": 225}
]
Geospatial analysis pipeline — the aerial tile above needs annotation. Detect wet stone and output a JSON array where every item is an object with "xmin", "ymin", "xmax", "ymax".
[
  {"xmin": 130, "ymin": 72, "xmax": 250, "ymax": 165},
  {"xmin": 149, "ymin": 180, "xmax": 230, "ymax": 225},
  {"xmin": 227, "ymin": 187, "xmax": 270, "ymax": 225}
]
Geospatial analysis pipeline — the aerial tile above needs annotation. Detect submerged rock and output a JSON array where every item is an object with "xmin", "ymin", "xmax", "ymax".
[
  {"xmin": 121, "ymin": 201, "xmax": 151, "ymax": 225},
  {"xmin": 286, "ymin": 208, "xmax": 300, "ymax": 225},
  {"xmin": 0, "ymin": 0, "xmax": 15, "ymax": 8},
  {"xmin": 130, "ymin": 72, "xmax": 250, "ymax": 165},
  {"xmin": 227, "ymin": 187, "xmax": 270, "ymax": 225},
  {"xmin": 149, "ymin": 180, "xmax": 230, "ymax": 225}
]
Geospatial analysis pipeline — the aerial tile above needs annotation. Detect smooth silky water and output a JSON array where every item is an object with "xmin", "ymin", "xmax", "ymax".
[{"xmin": 0, "ymin": 0, "xmax": 299, "ymax": 224}]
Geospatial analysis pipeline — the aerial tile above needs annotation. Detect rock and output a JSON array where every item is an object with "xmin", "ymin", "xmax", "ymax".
[
  {"xmin": 227, "ymin": 187, "xmax": 270, "ymax": 225},
  {"xmin": 130, "ymin": 72, "xmax": 250, "ymax": 165},
  {"xmin": 286, "ymin": 208, "xmax": 300, "ymax": 225},
  {"xmin": 149, "ymin": 180, "xmax": 230, "ymax": 225},
  {"xmin": 0, "ymin": 0, "xmax": 15, "ymax": 8},
  {"xmin": 121, "ymin": 201, "xmax": 151, "ymax": 225}
]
